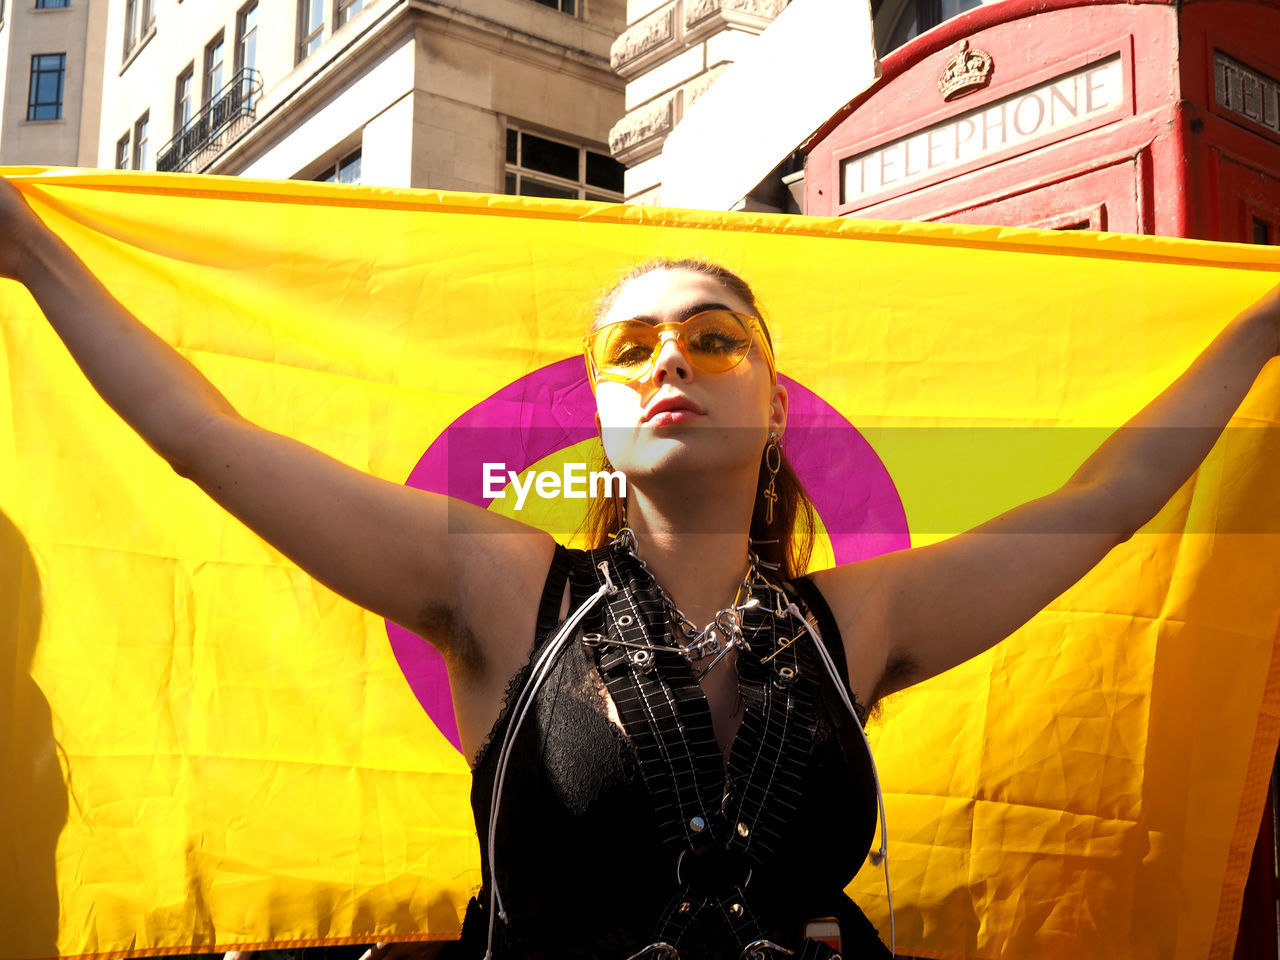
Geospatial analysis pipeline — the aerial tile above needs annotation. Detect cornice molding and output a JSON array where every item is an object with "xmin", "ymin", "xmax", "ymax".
[
  {"xmin": 608, "ymin": 93, "xmax": 674, "ymax": 163},
  {"xmin": 684, "ymin": 0, "xmax": 786, "ymax": 41},
  {"xmin": 610, "ymin": 4, "xmax": 677, "ymax": 78}
]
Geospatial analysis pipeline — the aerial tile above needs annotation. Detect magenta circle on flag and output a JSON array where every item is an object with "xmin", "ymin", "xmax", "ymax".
[{"xmin": 386, "ymin": 357, "xmax": 909, "ymax": 754}]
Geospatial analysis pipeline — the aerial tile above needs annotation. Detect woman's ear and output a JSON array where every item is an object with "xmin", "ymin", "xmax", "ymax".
[{"xmin": 769, "ymin": 381, "xmax": 789, "ymax": 436}]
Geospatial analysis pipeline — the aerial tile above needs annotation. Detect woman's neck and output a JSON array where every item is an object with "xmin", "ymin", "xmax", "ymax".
[{"xmin": 624, "ymin": 480, "xmax": 756, "ymax": 627}]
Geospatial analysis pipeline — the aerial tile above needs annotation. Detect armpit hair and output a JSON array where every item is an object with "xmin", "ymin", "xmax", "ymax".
[
  {"xmin": 416, "ymin": 600, "xmax": 484, "ymax": 679},
  {"xmin": 866, "ymin": 653, "xmax": 921, "ymax": 725}
]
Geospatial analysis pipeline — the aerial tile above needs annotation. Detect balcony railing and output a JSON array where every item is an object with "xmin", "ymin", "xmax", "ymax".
[{"xmin": 157, "ymin": 68, "xmax": 263, "ymax": 174}]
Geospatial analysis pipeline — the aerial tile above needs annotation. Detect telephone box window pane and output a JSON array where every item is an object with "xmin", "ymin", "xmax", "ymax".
[
  {"xmin": 1253, "ymin": 217, "xmax": 1273, "ymax": 245},
  {"xmin": 521, "ymin": 133, "xmax": 578, "ymax": 181}
]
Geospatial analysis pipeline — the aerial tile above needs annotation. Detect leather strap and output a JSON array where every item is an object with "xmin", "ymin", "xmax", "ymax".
[{"xmin": 581, "ymin": 544, "xmax": 832, "ymax": 953}]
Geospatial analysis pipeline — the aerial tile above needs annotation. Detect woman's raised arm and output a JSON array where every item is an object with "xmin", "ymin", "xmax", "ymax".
[
  {"xmin": 812, "ymin": 281, "xmax": 1280, "ymax": 707},
  {"xmin": 0, "ymin": 178, "xmax": 554, "ymax": 678}
]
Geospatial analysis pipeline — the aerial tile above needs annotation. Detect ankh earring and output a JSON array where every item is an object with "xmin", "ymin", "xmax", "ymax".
[
  {"xmin": 602, "ymin": 451, "xmax": 628, "ymax": 535},
  {"xmin": 763, "ymin": 432, "xmax": 782, "ymax": 525}
]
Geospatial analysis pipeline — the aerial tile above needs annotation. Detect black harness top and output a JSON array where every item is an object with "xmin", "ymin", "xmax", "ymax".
[{"xmin": 450, "ymin": 541, "xmax": 891, "ymax": 960}]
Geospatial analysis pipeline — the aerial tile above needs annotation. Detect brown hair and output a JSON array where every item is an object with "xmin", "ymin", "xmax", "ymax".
[{"xmin": 580, "ymin": 259, "xmax": 815, "ymax": 580}]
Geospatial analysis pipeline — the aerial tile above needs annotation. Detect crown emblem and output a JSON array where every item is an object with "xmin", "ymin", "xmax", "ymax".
[{"xmin": 938, "ymin": 40, "xmax": 993, "ymax": 101}]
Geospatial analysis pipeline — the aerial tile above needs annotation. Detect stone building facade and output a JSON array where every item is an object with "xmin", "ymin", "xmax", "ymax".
[
  {"xmin": 607, "ymin": 0, "xmax": 787, "ymax": 204},
  {"xmin": 0, "ymin": 0, "xmax": 108, "ymax": 166},
  {"xmin": 607, "ymin": 0, "xmax": 995, "ymax": 206},
  {"xmin": 2, "ymin": 0, "xmax": 627, "ymax": 199}
]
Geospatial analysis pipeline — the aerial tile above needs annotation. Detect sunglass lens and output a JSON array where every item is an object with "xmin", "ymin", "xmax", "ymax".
[
  {"xmin": 595, "ymin": 322, "xmax": 659, "ymax": 378},
  {"xmin": 683, "ymin": 311, "xmax": 753, "ymax": 372}
]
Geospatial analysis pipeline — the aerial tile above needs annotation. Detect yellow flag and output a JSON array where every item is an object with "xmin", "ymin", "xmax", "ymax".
[{"xmin": 0, "ymin": 168, "xmax": 1278, "ymax": 960}]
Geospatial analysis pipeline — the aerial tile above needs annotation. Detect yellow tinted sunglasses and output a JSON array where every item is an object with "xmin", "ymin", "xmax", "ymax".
[{"xmin": 585, "ymin": 310, "xmax": 776, "ymax": 386}]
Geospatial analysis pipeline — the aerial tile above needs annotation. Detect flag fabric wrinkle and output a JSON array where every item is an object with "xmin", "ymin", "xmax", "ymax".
[{"xmin": 0, "ymin": 168, "xmax": 1277, "ymax": 960}]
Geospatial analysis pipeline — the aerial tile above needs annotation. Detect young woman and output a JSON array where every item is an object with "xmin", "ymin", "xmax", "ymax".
[{"xmin": 1, "ymin": 177, "xmax": 1277, "ymax": 960}]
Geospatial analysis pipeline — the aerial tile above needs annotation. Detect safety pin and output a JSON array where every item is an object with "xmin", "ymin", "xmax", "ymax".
[
  {"xmin": 760, "ymin": 629, "xmax": 806, "ymax": 664},
  {"xmin": 694, "ymin": 634, "xmax": 743, "ymax": 678},
  {"xmin": 584, "ymin": 635, "xmax": 681, "ymax": 655}
]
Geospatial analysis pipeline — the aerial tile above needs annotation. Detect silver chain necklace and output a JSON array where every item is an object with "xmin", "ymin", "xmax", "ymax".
[{"xmin": 599, "ymin": 527, "xmax": 773, "ymax": 679}]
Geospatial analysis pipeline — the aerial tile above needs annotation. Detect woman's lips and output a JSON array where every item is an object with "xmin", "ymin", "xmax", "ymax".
[
  {"xmin": 645, "ymin": 408, "xmax": 703, "ymax": 426},
  {"xmin": 642, "ymin": 394, "xmax": 706, "ymax": 425}
]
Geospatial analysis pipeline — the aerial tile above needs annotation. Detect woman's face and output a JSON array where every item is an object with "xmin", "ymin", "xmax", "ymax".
[{"xmin": 593, "ymin": 268, "xmax": 788, "ymax": 487}]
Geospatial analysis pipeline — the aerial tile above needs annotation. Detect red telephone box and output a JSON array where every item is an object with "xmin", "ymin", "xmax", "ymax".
[
  {"xmin": 804, "ymin": 0, "xmax": 1280, "ymax": 953},
  {"xmin": 804, "ymin": 0, "xmax": 1280, "ymax": 245}
]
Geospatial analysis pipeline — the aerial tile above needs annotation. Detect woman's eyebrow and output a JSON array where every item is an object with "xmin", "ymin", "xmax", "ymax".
[{"xmin": 625, "ymin": 302, "xmax": 737, "ymax": 324}]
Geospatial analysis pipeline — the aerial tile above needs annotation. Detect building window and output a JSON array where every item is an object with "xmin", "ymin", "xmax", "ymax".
[
  {"xmin": 26, "ymin": 53, "xmax": 64, "ymax": 121},
  {"xmin": 174, "ymin": 65, "xmax": 194, "ymax": 133},
  {"xmin": 504, "ymin": 127, "xmax": 624, "ymax": 201},
  {"xmin": 297, "ymin": 0, "xmax": 323, "ymax": 62},
  {"xmin": 879, "ymin": 0, "xmax": 981, "ymax": 54},
  {"xmin": 529, "ymin": 0, "xmax": 576, "ymax": 13},
  {"xmin": 35, "ymin": 0, "xmax": 71, "ymax": 8},
  {"xmin": 313, "ymin": 148, "xmax": 361, "ymax": 184},
  {"xmin": 335, "ymin": 0, "xmax": 361, "ymax": 28},
  {"xmin": 204, "ymin": 32, "xmax": 226, "ymax": 103},
  {"xmin": 235, "ymin": 2, "xmax": 258, "ymax": 72},
  {"xmin": 115, "ymin": 132, "xmax": 131, "ymax": 169},
  {"xmin": 123, "ymin": 0, "xmax": 138, "ymax": 56},
  {"xmin": 122, "ymin": 0, "xmax": 152, "ymax": 61},
  {"xmin": 235, "ymin": 2, "xmax": 259, "ymax": 107},
  {"xmin": 133, "ymin": 112, "xmax": 149, "ymax": 170}
]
